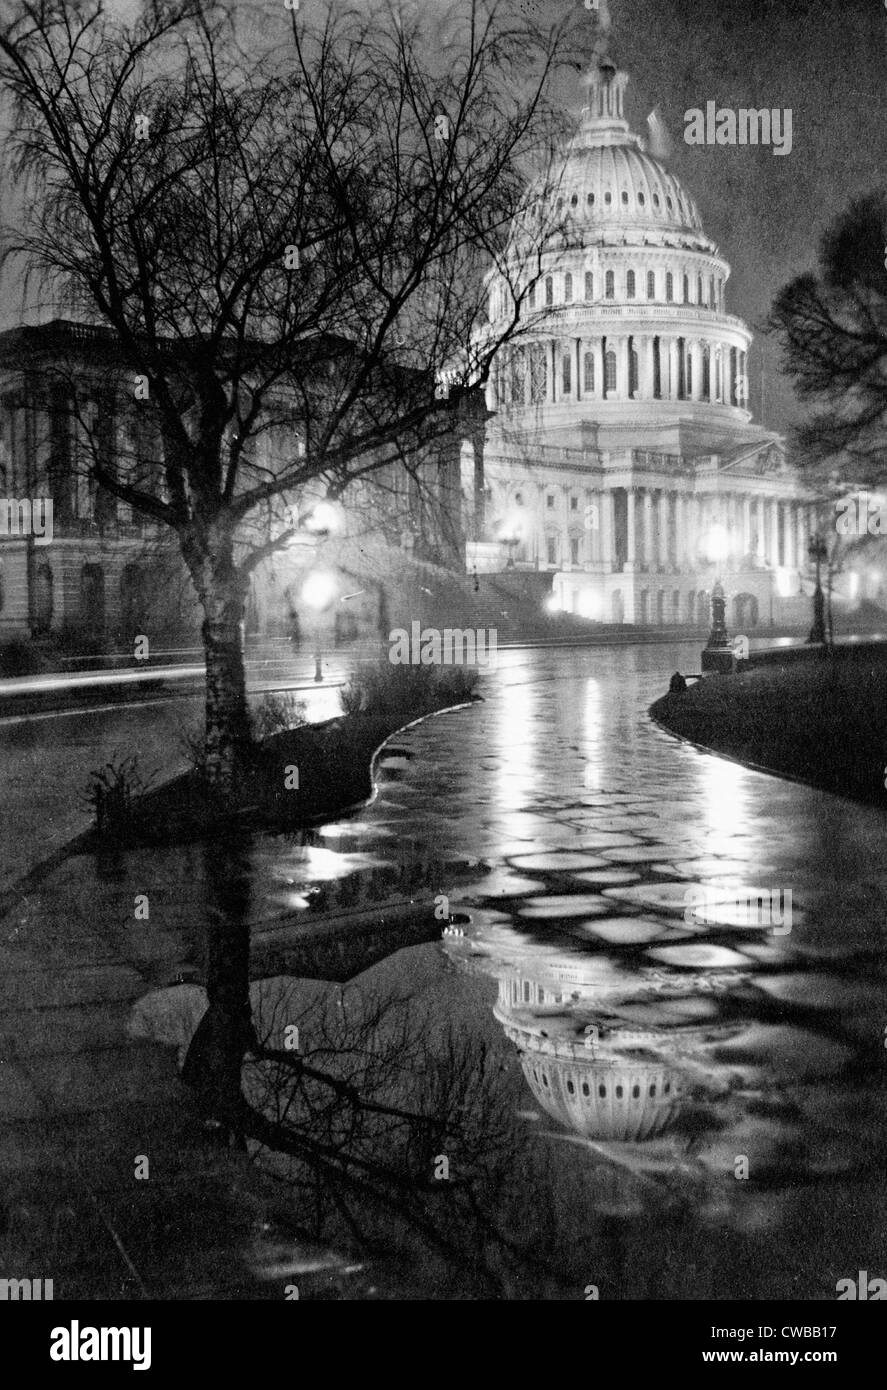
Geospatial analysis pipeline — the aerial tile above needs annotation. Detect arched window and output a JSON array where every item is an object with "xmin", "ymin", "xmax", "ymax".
[
  {"xmin": 686, "ymin": 349, "xmax": 693, "ymax": 397},
  {"xmin": 564, "ymin": 272, "xmax": 573, "ymax": 303},
  {"xmin": 629, "ymin": 345, "xmax": 639, "ymax": 396},
  {"xmin": 698, "ymin": 275, "xmax": 704, "ymax": 304},
  {"xmin": 709, "ymin": 275, "xmax": 715, "ymax": 308},
  {"xmin": 562, "ymin": 352, "xmax": 571, "ymax": 394},
  {"xmin": 527, "ymin": 283, "xmax": 535, "ymax": 310},
  {"xmin": 605, "ymin": 270, "xmax": 615, "ymax": 299},
  {"xmin": 587, "ymin": 191, "xmax": 595, "ymax": 207},
  {"xmin": 647, "ymin": 270, "xmax": 655, "ymax": 299},
  {"xmin": 683, "ymin": 273, "xmax": 690, "ymax": 303},
  {"xmin": 665, "ymin": 272, "xmax": 673, "ymax": 302},
  {"xmin": 545, "ymin": 276, "xmax": 553, "ymax": 306},
  {"xmin": 626, "ymin": 269, "xmax": 636, "ymax": 299},
  {"xmin": 604, "ymin": 190, "xmax": 612, "ymax": 206},
  {"xmin": 604, "ymin": 349, "xmax": 617, "ymax": 393},
  {"xmin": 583, "ymin": 352, "xmax": 595, "ymax": 393},
  {"xmin": 621, "ymin": 189, "xmax": 629, "ymax": 205},
  {"xmin": 702, "ymin": 344, "xmax": 711, "ymax": 400},
  {"xmin": 585, "ymin": 271, "xmax": 594, "ymax": 300},
  {"xmin": 716, "ymin": 350, "xmax": 722, "ymax": 401}
]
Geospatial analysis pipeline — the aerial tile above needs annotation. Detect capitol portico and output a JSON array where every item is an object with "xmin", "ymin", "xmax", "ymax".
[{"xmin": 467, "ymin": 59, "xmax": 813, "ymax": 629}]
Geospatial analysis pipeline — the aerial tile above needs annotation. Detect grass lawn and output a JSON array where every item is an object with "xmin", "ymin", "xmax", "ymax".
[{"xmin": 650, "ymin": 659, "xmax": 887, "ymax": 805}]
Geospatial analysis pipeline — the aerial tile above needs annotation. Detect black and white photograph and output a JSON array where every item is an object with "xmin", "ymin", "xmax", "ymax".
[{"xmin": 0, "ymin": 0, "xmax": 884, "ymax": 1348}]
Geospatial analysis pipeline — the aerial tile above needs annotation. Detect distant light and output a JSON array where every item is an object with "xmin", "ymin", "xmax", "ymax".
[
  {"xmin": 705, "ymin": 525, "xmax": 729, "ymax": 564},
  {"xmin": 848, "ymin": 571, "xmax": 860, "ymax": 599},
  {"xmin": 301, "ymin": 571, "xmax": 338, "ymax": 611},
  {"xmin": 544, "ymin": 594, "xmax": 562, "ymax": 614},
  {"xmin": 775, "ymin": 567, "xmax": 793, "ymax": 597},
  {"xmin": 304, "ymin": 501, "xmax": 343, "ymax": 535}
]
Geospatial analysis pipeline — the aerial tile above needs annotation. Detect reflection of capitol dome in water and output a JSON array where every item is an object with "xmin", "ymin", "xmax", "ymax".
[{"xmin": 497, "ymin": 1004, "xmax": 683, "ymax": 1142}]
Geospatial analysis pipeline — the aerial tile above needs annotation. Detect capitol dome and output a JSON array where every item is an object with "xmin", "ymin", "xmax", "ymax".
[{"xmin": 522, "ymin": 66, "xmax": 707, "ymax": 247}]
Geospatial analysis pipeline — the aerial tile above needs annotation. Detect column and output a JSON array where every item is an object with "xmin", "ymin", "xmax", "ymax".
[
  {"xmin": 642, "ymin": 488, "xmax": 654, "ymax": 570},
  {"xmin": 798, "ymin": 505, "xmax": 808, "ymax": 568},
  {"xmin": 642, "ymin": 335, "xmax": 655, "ymax": 399},
  {"xmin": 600, "ymin": 490, "xmax": 615, "ymax": 570},
  {"xmin": 548, "ymin": 341, "xmax": 556, "ymax": 402},
  {"xmin": 618, "ymin": 337, "xmax": 630, "ymax": 400},
  {"xmin": 625, "ymin": 488, "xmax": 637, "ymax": 570},
  {"xmin": 755, "ymin": 496, "xmax": 765, "ymax": 561},
  {"xmin": 782, "ymin": 503, "xmax": 794, "ymax": 571},
  {"xmin": 593, "ymin": 338, "xmax": 605, "ymax": 400},
  {"xmin": 742, "ymin": 496, "xmax": 752, "ymax": 558},
  {"xmin": 678, "ymin": 494, "xmax": 692, "ymax": 569},
  {"xmin": 690, "ymin": 342, "xmax": 702, "ymax": 401},
  {"xmin": 769, "ymin": 499, "xmax": 780, "ymax": 565},
  {"xmin": 667, "ymin": 338, "xmax": 678, "ymax": 400},
  {"xmin": 658, "ymin": 491, "xmax": 669, "ymax": 569}
]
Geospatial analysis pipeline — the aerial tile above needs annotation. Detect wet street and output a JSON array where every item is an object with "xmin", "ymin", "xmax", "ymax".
[{"xmin": 4, "ymin": 641, "xmax": 887, "ymax": 1299}]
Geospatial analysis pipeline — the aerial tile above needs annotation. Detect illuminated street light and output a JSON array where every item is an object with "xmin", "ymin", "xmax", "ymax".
[
  {"xmin": 702, "ymin": 522, "xmax": 730, "ymax": 666},
  {"xmin": 301, "ymin": 570, "xmax": 339, "ymax": 681}
]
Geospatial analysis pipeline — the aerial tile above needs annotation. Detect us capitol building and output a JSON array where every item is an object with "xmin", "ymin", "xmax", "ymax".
[{"xmin": 468, "ymin": 58, "xmax": 814, "ymax": 630}]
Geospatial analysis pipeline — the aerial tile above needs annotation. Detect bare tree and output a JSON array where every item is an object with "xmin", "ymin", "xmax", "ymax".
[
  {"xmin": 0, "ymin": 0, "xmax": 575, "ymax": 798},
  {"xmin": 768, "ymin": 190, "xmax": 887, "ymax": 487}
]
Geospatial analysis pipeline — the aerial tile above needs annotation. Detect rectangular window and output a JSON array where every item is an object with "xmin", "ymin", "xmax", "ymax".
[
  {"xmin": 585, "ymin": 271, "xmax": 593, "ymax": 300},
  {"xmin": 547, "ymin": 537, "xmax": 557, "ymax": 565},
  {"xmin": 570, "ymin": 496, "xmax": 578, "ymax": 511},
  {"xmin": 546, "ymin": 495, "xmax": 555, "ymax": 509},
  {"xmin": 562, "ymin": 354, "xmax": 571, "ymax": 394},
  {"xmin": 570, "ymin": 538, "xmax": 580, "ymax": 565}
]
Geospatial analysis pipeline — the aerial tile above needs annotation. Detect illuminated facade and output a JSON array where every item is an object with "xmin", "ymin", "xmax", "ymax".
[{"xmin": 468, "ymin": 61, "xmax": 814, "ymax": 628}]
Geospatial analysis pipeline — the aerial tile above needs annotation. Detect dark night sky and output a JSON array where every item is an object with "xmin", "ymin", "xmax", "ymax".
[
  {"xmin": 541, "ymin": 0, "xmax": 886, "ymax": 439},
  {"xmin": 1, "ymin": 0, "xmax": 883, "ymax": 442}
]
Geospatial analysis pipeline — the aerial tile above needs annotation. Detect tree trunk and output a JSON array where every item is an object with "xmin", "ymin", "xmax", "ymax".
[
  {"xmin": 181, "ymin": 835, "xmax": 257, "ymax": 1127},
  {"xmin": 201, "ymin": 575, "xmax": 251, "ymax": 804}
]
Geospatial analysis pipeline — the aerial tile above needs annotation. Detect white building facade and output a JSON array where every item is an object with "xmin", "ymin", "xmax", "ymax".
[{"xmin": 468, "ymin": 63, "xmax": 813, "ymax": 630}]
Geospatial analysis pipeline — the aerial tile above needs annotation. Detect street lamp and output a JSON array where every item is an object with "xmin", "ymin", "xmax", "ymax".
[
  {"xmin": 703, "ymin": 523, "xmax": 730, "ymax": 655},
  {"xmin": 497, "ymin": 513, "xmax": 523, "ymax": 570},
  {"xmin": 301, "ymin": 570, "xmax": 339, "ymax": 680},
  {"xmin": 807, "ymin": 533, "xmax": 827, "ymax": 645}
]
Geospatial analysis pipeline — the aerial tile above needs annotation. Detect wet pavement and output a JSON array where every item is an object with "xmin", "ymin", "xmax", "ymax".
[{"xmin": 3, "ymin": 641, "xmax": 887, "ymax": 1299}]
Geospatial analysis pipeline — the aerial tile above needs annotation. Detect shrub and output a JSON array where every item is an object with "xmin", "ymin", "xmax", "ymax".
[
  {"xmin": 338, "ymin": 659, "xmax": 478, "ymax": 720},
  {"xmin": 83, "ymin": 752, "xmax": 158, "ymax": 839},
  {"xmin": 251, "ymin": 690, "xmax": 308, "ymax": 740}
]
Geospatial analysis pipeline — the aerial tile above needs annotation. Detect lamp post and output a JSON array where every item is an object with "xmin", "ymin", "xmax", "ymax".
[
  {"xmin": 807, "ymin": 533, "xmax": 827, "ymax": 645},
  {"xmin": 701, "ymin": 522, "xmax": 732, "ymax": 672}
]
